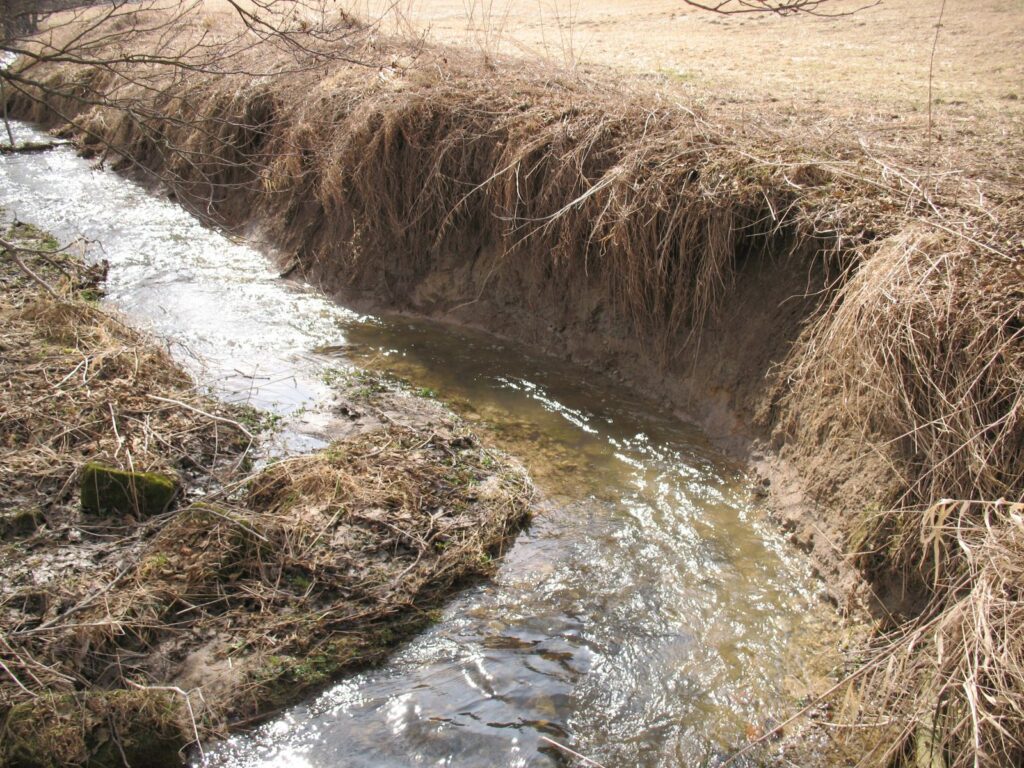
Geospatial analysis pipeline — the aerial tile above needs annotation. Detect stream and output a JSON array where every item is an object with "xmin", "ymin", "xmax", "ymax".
[{"xmin": 0, "ymin": 120, "xmax": 839, "ymax": 767}]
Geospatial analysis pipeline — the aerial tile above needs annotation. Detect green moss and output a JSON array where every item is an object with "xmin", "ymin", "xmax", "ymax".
[
  {"xmin": 320, "ymin": 366, "xmax": 350, "ymax": 386},
  {"xmin": 76, "ymin": 286, "xmax": 103, "ymax": 303},
  {"xmin": 233, "ymin": 403, "xmax": 281, "ymax": 434},
  {"xmin": 0, "ymin": 690, "xmax": 187, "ymax": 768},
  {"xmin": 139, "ymin": 551, "xmax": 171, "ymax": 578},
  {"xmin": 80, "ymin": 462, "xmax": 178, "ymax": 517},
  {"xmin": 286, "ymin": 570, "xmax": 313, "ymax": 593},
  {"xmin": 7, "ymin": 221, "xmax": 59, "ymax": 250},
  {"xmin": 250, "ymin": 622, "xmax": 431, "ymax": 713}
]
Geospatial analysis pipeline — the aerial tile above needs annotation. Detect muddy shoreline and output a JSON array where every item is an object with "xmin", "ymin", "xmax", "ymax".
[{"xmin": 287, "ymin": 229, "xmax": 869, "ymax": 609}]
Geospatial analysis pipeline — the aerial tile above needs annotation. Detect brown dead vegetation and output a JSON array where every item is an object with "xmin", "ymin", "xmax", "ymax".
[
  {"xmin": 0, "ymin": 219, "xmax": 247, "ymax": 533},
  {"xmin": 0, "ymin": 220, "xmax": 251, "ymax": 765},
  {"xmin": 3, "ymin": 4, "xmax": 1023, "ymax": 766},
  {"xmin": 0, "ymin": 223, "xmax": 533, "ymax": 765},
  {"xmin": 779, "ymin": 226, "xmax": 1024, "ymax": 766}
]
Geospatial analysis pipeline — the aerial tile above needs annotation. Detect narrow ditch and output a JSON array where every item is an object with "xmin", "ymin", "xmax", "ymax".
[{"xmin": 0, "ymin": 120, "xmax": 844, "ymax": 767}]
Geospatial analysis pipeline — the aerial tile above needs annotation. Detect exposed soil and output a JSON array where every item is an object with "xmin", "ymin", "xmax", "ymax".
[
  {"xmin": 330, "ymin": 236, "xmax": 876, "ymax": 603},
  {"xmin": 3, "ymin": 1, "xmax": 1022, "ymax": 764}
]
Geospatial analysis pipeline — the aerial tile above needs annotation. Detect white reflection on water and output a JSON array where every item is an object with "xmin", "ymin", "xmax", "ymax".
[{"xmin": 0, "ymin": 121, "xmax": 837, "ymax": 768}]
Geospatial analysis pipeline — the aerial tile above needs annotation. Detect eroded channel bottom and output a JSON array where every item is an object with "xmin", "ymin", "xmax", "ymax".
[{"xmin": 0, "ymin": 122, "xmax": 839, "ymax": 767}]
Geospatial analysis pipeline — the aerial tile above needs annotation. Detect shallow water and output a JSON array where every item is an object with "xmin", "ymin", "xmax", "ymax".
[{"xmin": 0, "ymin": 122, "xmax": 836, "ymax": 767}]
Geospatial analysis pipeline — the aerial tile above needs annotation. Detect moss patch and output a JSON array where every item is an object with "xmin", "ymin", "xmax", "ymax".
[
  {"xmin": 80, "ymin": 462, "xmax": 179, "ymax": 517},
  {"xmin": 0, "ymin": 690, "xmax": 188, "ymax": 768}
]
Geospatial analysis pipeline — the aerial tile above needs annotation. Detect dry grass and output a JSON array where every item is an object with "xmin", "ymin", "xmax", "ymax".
[
  {"xmin": 0, "ymin": 221, "xmax": 251, "ymax": 764},
  {"xmin": 0, "ymin": 220, "xmax": 249, "ymax": 525},
  {"xmin": 786, "ymin": 225, "xmax": 1024, "ymax": 516},
  {"xmin": 36, "ymin": 425, "xmax": 531, "ymax": 726},
  {"xmin": 840, "ymin": 501, "xmax": 1024, "ymax": 768},
  {"xmin": 343, "ymin": 0, "xmax": 1024, "ymax": 127},
  {"xmin": 0, "ymin": 222, "xmax": 533, "ymax": 764},
  {"xmin": 3, "ymin": 5, "xmax": 1023, "ymax": 765},
  {"xmin": 780, "ymin": 224, "xmax": 1024, "ymax": 766}
]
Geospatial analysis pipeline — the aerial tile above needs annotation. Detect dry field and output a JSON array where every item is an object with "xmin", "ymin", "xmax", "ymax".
[
  {"xmin": 344, "ymin": 0, "xmax": 1024, "ymax": 117},
  {"xmin": 4, "ymin": 1, "xmax": 1023, "ymax": 763}
]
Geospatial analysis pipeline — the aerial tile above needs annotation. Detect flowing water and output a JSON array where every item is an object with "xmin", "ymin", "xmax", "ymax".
[{"xmin": 0, "ymin": 121, "xmax": 838, "ymax": 767}]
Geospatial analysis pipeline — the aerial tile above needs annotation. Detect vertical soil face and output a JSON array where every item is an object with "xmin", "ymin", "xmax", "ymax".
[
  {"xmin": 296, "ymin": 224, "xmax": 874, "ymax": 603},
  {"xmin": 5, "ymin": 6, "xmax": 1022, "ymax": 763}
]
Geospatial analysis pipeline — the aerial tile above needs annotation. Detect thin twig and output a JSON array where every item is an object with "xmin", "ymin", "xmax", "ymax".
[
  {"xmin": 539, "ymin": 736, "xmax": 608, "ymax": 768},
  {"xmin": 927, "ymin": 0, "xmax": 948, "ymax": 145},
  {"xmin": 127, "ymin": 681, "xmax": 206, "ymax": 761},
  {"xmin": 147, "ymin": 394, "xmax": 255, "ymax": 440},
  {"xmin": 0, "ymin": 235, "xmax": 62, "ymax": 299}
]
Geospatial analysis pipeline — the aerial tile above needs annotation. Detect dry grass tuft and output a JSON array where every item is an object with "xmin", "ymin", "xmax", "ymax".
[
  {"xmin": 1, "ymin": 222, "xmax": 250, "ymax": 762},
  {"xmin": 5, "ymin": 427, "xmax": 531, "ymax": 735},
  {"xmin": 782, "ymin": 224, "xmax": 1024, "ymax": 764},
  {"xmin": 1, "ymin": 688, "xmax": 189, "ymax": 768},
  {"xmin": 844, "ymin": 501, "xmax": 1024, "ymax": 768},
  {"xmin": 5, "ymin": 6, "xmax": 1023, "ymax": 765},
  {"xmin": 0, "ymin": 221, "xmax": 248, "ymax": 521},
  {"xmin": 786, "ymin": 227, "xmax": 1024, "ymax": 516},
  {"xmin": 1, "ymin": 222, "xmax": 533, "ymax": 763}
]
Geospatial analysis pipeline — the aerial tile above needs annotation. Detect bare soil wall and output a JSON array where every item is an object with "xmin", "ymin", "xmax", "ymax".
[
  {"xmin": 6, "ymin": 12, "xmax": 1022, "ymax": 761},
  {"xmin": 291, "ymin": 213, "xmax": 874, "ymax": 602}
]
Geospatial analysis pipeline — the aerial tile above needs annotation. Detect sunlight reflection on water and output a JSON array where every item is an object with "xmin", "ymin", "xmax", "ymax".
[{"xmin": 0, "ymin": 122, "xmax": 837, "ymax": 767}]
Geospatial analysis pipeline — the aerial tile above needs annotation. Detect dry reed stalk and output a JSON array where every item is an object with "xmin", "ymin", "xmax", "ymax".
[{"xmin": 4, "ymin": 8, "xmax": 1023, "ymax": 764}]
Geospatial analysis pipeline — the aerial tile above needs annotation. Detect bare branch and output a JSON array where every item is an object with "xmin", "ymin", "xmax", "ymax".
[
  {"xmin": 0, "ymin": 234, "xmax": 62, "ymax": 299},
  {"xmin": 0, "ymin": 1, "xmax": 378, "ymax": 229},
  {"xmin": 679, "ymin": 0, "xmax": 880, "ymax": 17}
]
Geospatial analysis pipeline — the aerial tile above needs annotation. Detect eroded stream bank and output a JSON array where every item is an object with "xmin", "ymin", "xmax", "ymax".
[
  {"xmin": 0, "ymin": 120, "xmax": 847, "ymax": 766},
  {"xmin": 1, "ymin": 119, "xmax": 534, "ymax": 767}
]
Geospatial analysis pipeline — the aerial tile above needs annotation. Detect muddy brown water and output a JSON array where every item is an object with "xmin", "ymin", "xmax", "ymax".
[{"xmin": 0, "ymin": 121, "xmax": 840, "ymax": 767}]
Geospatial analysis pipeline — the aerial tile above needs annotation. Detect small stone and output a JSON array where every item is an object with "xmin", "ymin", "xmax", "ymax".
[
  {"xmin": 0, "ymin": 508, "xmax": 44, "ymax": 539},
  {"xmin": 80, "ymin": 463, "xmax": 178, "ymax": 518}
]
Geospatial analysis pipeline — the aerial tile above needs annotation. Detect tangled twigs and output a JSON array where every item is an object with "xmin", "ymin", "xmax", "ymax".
[
  {"xmin": 147, "ymin": 394, "xmax": 255, "ymax": 441},
  {"xmin": 680, "ymin": 1, "xmax": 880, "ymax": 17},
  {"xmin": 0, "ymin": 234, "xmax": 60, "ymax": 299}
]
